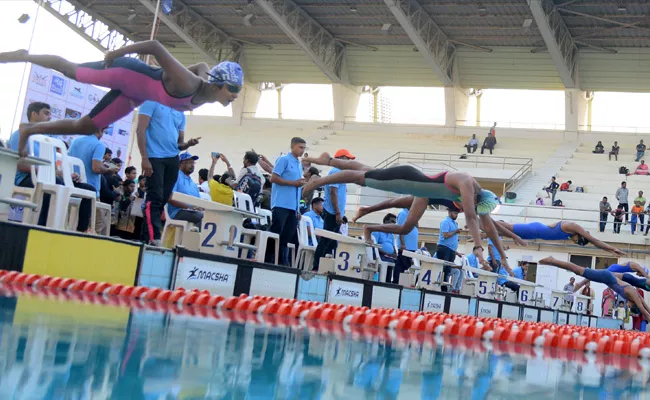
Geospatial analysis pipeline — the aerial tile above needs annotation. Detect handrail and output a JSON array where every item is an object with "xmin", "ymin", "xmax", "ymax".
[{"xmin": 375, "ymin": 151, "xmax": 533, "ymax": 171}]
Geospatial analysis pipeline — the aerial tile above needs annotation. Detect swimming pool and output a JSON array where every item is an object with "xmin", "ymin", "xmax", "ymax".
[{"xmin": 0, "ymin": 288, "xmax": 647, "ymax": 399}]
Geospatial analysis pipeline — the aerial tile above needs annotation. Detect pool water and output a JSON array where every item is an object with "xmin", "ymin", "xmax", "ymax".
[{"xmin": 0, "ymin": 291, "xmax": 648, "ymax": 400}]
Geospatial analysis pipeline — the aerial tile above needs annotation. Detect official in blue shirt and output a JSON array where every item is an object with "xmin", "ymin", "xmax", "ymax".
[
  {"xmin": 488, "ymin": 234, "xmax": 516, "ymax": 291},
  {"xmin": 392, "ymin": 208, "xmax": 419, "ymax": 284},
  {"xmin": 166, "ymin": 153, "xmax": 203, "ymax": 224},
  {"xmin": 372, "ymin": 213, "xmax": 397, "ymax": 264},
  {"xmin": 266, "ymin": 137, "xmax": 306, "ymax": 266},
  {"xmin": 303, "ymin": 197, "xmax": 325, "ymax": 246},
  {"xmin": 435, "ymin": 208, "xmax": 462, "ymax": 292},
  {"xmin": 512, "ymin": 262, "xmax": 527, "ymax": 280},
  {"xmin": 313, "ymin": 149, "xmax": 355, "ymax": 270},
  {"xmin": 137, "ymin": 101, "xmax": 200, "ymax": 245}
]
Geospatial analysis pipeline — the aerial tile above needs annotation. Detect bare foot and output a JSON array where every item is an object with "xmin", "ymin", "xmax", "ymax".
[
  {"xmin": 352, "ymin": 206, "xmax": 370, "ymax": 223},
  {"xmin": 302, "ymin": 176, "xmax": 321, "ymax": 193},
  {"xmin": 0, "ymin": 49, "xmax": 29, "ymax": 63},
  {"xmin": 538, "ymin": 256, "xmax": 556, "ymax": 265},
  {"xmin": 303, "ymin": 152, "xmax": 331, "ymax": 166}
]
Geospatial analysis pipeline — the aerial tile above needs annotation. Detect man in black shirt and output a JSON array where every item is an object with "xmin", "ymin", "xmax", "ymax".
[
  {"xmin": 481, "ymin": 132, "xmax": 497, "ymax": 155},
  {"xmin": 636, "ymin": 140, "xmax": 646, "ymax": 162}
]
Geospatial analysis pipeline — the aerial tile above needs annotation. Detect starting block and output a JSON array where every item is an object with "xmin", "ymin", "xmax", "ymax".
[
  {"xmin": 171, "ymin": 193, "xmax": 259, "ymax": 258},
  {"xmin": 550, "ymin": 289, "xmax": 573, "ymax": 311},
  {"xmin": 573, "ymin": 293, "xmax": 591, "ymax": 314},
  {"xmin": 402, "ymin": 251, "xmax": 455, "ymax": 292},
  {"xmin": 508, "ymin": 277, "xmax": 544, "ymax": 306},
  {"xmin": 463, "ymin": 265, "xmax": 499, "ymax": 300},
  {"xmin": 316, "ymin": 229, "xmax": 376, "ymax": 279}
]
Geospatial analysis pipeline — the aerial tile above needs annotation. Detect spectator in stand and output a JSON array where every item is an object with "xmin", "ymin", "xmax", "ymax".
[
  {"xmin": 615, "ymin": 181, "xmax": 629, "ymax": 223},
  {"xmin": 602, "ymin": 287, "xmax": 617, "ymax": 317},
  {"xmin": 136, "ymin": 100, "xmax": 200, "ymax": 246},
  {"xmin": 394, "ymin": 208, "xmax": 418, "ymax": 284},
  {"xmin": 198, "ymin": 168, "xmax": 210, "ymax": 192},
  {"xmin": 593, "ymin": 141, "xmax": 605, "ymax": 154},
  {"xmin": 464, "ymin": 134, "xmax": 478, "ymax": 153},
  {"xmin": 599, "ymin": 196, "xmax": 612, "ymax": 232},
  {"xmin": 166, "ymin": 153, "xmax": 203, "ymax": 225},
  {"xmin": 636, "ymin": 191, "xmax": 646, "ymax": 231},
  {"xmin": 206, "ymin": 153, "xmax": 236, "ymax": 205},
  {"xmin": 536, "ymin": 197, "xmax": 544, "ymax": 206},
  {"xmin": 313, "ymin": 149, "xmax": 354, "ymax": 270},
  {"xmin": 581, "ymin": 281, "xmax": 595, "ymax": 315},
  {"xmin": 137, "ymin": 175, "xmax": 146, "ymax": 199},
  {"xmin": 303, "ymin": 197, "xmax": 324, "ymax": 246},
  {"xmin": 112, "ymin": 179, "xmax": 137, "ymax": 239},
  {"xmin": 614, "ymin": 301, "xmax": 627, "ymax": 327},
  {"xmin": 339, "ymin": 216, "xmax": 349, "ymax": 236},
  {"xmin": 236, "ymin": 150, "xmax": 266, "ymax": 188},
  {"xmin": 481, "ymin": 132, "xmax": 496, "ymax": 155},
  {"xmin": 609, "ymin": 141, "xmax": 619, "ymax": 161},
  {"xmin": 635, "ymin": 160, "xmax": 649, "ymax": 175},
  {"xmin": 124, "ymin": 166, "xmax": 137, "ymax": 181},
  {"xmin": 436, "ymin": 207, "xmax": 463, "ymax": 292},
  {"xmin": 490, "ymin": 122, "xmax": 497, "ymax": 137},
  {"xmin": 612, "ymin": 203, "xmax": 624, "ymax": 234},
  {"xmin": 636, "ymin": 140, "xmax": 646, "ymax": 162},
  {"xmin": 632, "ymin": 203, "xmax": 644, "ymax": 234},
  {"xmin": 633, "ymin": 289, "xmax": 645, "ymax": 331},
  {"xmin": 103, "ymin": 147, "xmax": 112, "ymax": 163},
  {"xmin": 512, "ymin": 261, "xmax": 528, "ymax": 280},
  {"xmin": 267, "ymin": 137, "xmax": 306, "ymax": 266},
  {"xmin": 544, "ymin": 176, "xmax": 560, "ymax": 203},
  {"xmin": 301, "ymin": 153, "xmax": 312, "ymax": 173},
  {"xmin": 259, "ymin": 178, "xmax": 272, "ymax": 210},
  {"xmin": 559, "ymin": 180, "xmax": 572, "ymax": 192},
  {"xmin": 372, "ymin": 213, "xmax": 397, "ymax": 265},
  {"xmin": 105, "ymin": 158, "xmax": 123, "ymax": 187}
]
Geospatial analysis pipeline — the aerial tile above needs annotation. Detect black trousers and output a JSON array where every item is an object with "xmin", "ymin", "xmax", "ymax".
[
  {"xmin": 619, "ymin": 202, "xmax": 629, "ymax": 222},
  {"xmin": 481, "ymin": 145, "xmax": 494, "ymax": 154},
  {"xmin": 436, "ymin": 244, "xmax": 456, "ymax": 292},
  {"xmin": 144, "ymin": 156, "xmax": 179, "ymax": 242},
  {"xmin": 265, "ymin": 207, "xmax": 298, "ymax": 266},
  {"xmin": 313, "ymin": 210, "xmax": 341, "ymax": 270},
  {"xmin": 599, "ymin": 212, "xmax": 608, "ymax": 232},
  {"xmin": 464, "ymin": 144, "xmax": 477, "ymax": 153},
  {"xmin": 18, "ymin": 175, "xmax": 94, "ymax": 231},
  {"xmin": 391, "ymin": 252, "xmax": 413, "ymax": 284}
]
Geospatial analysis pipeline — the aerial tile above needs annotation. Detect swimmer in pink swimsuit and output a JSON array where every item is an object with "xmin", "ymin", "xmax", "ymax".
[{"xmin": 0, "ymin": 40, "xmax": 243, "ymax": 156}]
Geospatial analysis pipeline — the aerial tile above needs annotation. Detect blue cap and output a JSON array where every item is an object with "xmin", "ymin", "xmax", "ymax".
[
  {"xmin": 179, "ymin": 152, "xmax": 198, "ymax": 162},
  {"xmin": 207, "ymin": 61, "xmax": 244, "ymax": 87}
]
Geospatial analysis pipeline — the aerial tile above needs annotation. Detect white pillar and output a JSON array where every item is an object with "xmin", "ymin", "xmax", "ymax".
[
  {"xmin": 232, "ymin": 85, "xmax": 261, "ymax": 124},
  {"xmin": 565, "ymin": 88, "xmax": 588, "ymax": 132},
  {"xmin": 332, "ymin": 84, "xmax": 361, "ymax": 129},
  {"xmin": 444, "ymin": 86, "xmax": 469, "ymax": 128}
]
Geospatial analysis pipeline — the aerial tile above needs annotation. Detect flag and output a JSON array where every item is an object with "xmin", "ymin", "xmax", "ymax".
[{"xmin": 162, "ymin": 0, "xmax": 173, "ymax": 15}]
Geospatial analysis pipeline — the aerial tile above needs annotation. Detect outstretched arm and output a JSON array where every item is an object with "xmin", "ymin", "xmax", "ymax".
[
  {"xmin": 572, "ymin": 223, "xmax": 626, "ymax": 256},
  {"xmin": 626, "ymin": 287, "xmax": 650, "ymax": 322},
  {"xmin": 362, "ymin": 197, "xmax": 427, "ymax": 241},
  {"xmin": 459, "ymin": 181, "xmax": 485, "ymax": 262}
]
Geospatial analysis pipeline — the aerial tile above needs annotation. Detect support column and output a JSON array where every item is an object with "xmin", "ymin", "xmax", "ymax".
[
  {"xmin": 332, "ymin": 84, "xmax": 361, "ymax": 129},
  {"xmin": 444, "ymin": 86, "xmax": 469, "ymax": 128},
  {"xmin": 565, "ymin": 88, "xmax": 588, "ymax": 133},
  {"xmin": 232, "ymin": 85, "xmax": 262, "ymax": 124}
]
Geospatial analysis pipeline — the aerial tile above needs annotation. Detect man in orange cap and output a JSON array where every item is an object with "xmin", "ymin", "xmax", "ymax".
[{"xmin": 313, "ymin": 149, "xmax": 355, "ymax": 270}]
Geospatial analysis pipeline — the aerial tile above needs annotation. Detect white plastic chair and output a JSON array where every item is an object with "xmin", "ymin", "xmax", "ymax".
[
  {"xmin": 235, "ymin": 191, "xmax": 280, "ymax": 264},
  {"xmin": 62, "ymin": 155, "xmax": 100, "ymax": 234},
  {"xmin": 199, "ymin": 192, "xmax": 212, "ymax": 201},
  {"xmin": 257, "ymin": 208, "xmax": 272, "ymax": 226},
  {"xmin": 295, "ymin": 215, "xmax": 318, "ymax": 270},
  {"xmin": 161, "ymin": 204, "xmax": 191, "ymax": 248},
  {"xmin": 14, "ymin": 135, "xmax": 90, "ymax": 230}
]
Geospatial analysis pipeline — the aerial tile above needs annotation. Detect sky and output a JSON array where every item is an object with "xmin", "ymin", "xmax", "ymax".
[{"xmin": 2, "ymin": 0, "xmax": 650, "ymax": 139}]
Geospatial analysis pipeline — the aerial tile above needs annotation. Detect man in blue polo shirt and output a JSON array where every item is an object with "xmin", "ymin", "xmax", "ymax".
[
  {"xmin": 313, "ymin": 149, "xmax": 354, "ymax": 270},
  {"xmin": 372, "ymin": 213, "xmax": 397, "ymax": 263},
  {"xmin": 166, "ymin": 153, "xmax": 203, "ymax": 224},
  {"xmin": 436, "ymin": 208, "xmax": 463, "ymax": 292},
  {"xmin": 137, "ymin": 101, "xmax": 200, "ymax": 245},
  {"xmin": 303, "ymin": 197, "xmax": 324, "ymax": 246},
  {"xmin": 266, "ymin": 137, "xmax": 306, "ymax": 265},
  {"xmin": 488, "ymin": 234, "xmax": 516, "ymax": 291},
  {"xmin": 393, "ymin": 208, "xmax": 419, "ymax": 283}
]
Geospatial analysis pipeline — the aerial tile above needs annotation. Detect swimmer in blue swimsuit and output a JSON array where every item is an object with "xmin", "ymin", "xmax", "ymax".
[
  {"xmin": 539, "ymin": 256, "xmax": 650, "ymax": 322},
  {"xmin": 495, "ymin": 220, "xmax": 625, "ymax": 256},
  {"xmin": 302, "ymin": 152, "xmax": 510, "ymax": 269},
  {"xmin": 574, "ymin": 261, "xmax": 649, "ymax": 293}
]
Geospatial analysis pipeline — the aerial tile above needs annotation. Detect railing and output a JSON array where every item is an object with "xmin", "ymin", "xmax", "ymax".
[
  {"xmin": 578, "ymin": 125, "xmax": 650, "ymax": 134},
  {"xmin": 456, "ymin": 120, "xmax": 566, "ymax": 131},
  {"xmin": 374, "ymin": 151, "xmax": 533, "ymax": 192}
]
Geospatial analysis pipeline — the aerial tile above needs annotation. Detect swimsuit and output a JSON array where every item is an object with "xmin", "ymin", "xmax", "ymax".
[
  {"xmin": 620, "ymin": 274, "xmax": 650, "ymax": 291},
  {"xmin": 364, "ymin": 166, "xmax": 462, "ymax": 210},
  {"xmin": 512, "ymin": 221, "xmax": 571, "ymax": 241},
  {"xmin": 582, "ymin": 268, "xmax": 629, "ymax": 299},
  {"xmin": 75, "ymin": 57, "xmax": 202, "ymax": 129}
]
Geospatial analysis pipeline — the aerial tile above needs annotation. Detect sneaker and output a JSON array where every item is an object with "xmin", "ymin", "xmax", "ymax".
[{"xmin": 149, "ymin": 239, "xmax": 162, "ymax": 247}]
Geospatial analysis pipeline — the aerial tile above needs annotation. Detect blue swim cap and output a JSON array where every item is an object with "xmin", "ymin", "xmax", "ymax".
[
  {"xmin": 476, "ymin": 189, "xmax": 500, "ymax": 215},
  {"xmin": 207, "ymin": 61, "xmax": 244, "ymax": 87}
]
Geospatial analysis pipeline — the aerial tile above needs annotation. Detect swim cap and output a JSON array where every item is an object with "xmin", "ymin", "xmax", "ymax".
[
  {"xmin": 207, "ymin": 61, "xmax": 244, "ymax": 87},
  {"xmin": 575, "ymin": 235, "xmax": 589, "ymax": 246},
  {"xmin": 476, "ymin": 189, "xmax": 499, "ymax": 215}
]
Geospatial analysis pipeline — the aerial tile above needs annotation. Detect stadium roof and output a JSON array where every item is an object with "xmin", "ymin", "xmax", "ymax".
[{"xmin": 41, "ymin": 0, "xmax": 650, "ymax": 91}]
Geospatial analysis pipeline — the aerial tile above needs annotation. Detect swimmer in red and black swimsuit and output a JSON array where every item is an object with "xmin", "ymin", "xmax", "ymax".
[
  {"xmin": 302, "ymin": 152, "xmax": 519, "ymax": 270},
  {"xmin": 0, "ymin": 40, "xmax": 243, "ymax": 156}
]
